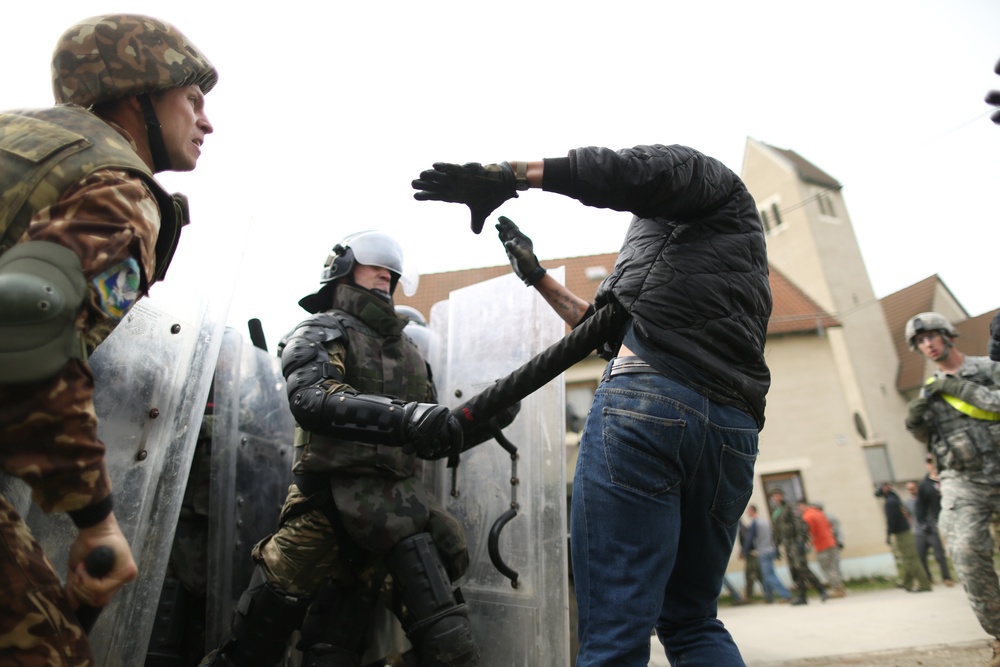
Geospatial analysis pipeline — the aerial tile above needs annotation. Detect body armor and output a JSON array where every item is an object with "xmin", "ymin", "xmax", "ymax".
[
  {"xmin": 287, "ymin": 284, "xmax": 430, "ymax": 478},
  {"xmin": 924, "ymin": 356, "xmax": 1000, "ymax": 483},
  {"xmin": 0, "ymin": 105, "xmax": 187, "ymax": 283}
]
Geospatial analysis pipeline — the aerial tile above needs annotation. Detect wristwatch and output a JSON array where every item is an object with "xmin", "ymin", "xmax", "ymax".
[{"xmin": 511, "ymin": 161, "xmax": 530, "ymax": 191}]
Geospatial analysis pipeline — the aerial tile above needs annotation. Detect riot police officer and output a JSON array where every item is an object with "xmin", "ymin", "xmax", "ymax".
[
  {"xmin": 903, "ymin": 312, "xmax": 1000, "ymax": 666},
  {"xmin": 202, "ymin": 231, "xmax": 480, "ymax": 667},
  {"xmin": 0, "ymin": 14, "xmax": 217, "ymax": 666}
]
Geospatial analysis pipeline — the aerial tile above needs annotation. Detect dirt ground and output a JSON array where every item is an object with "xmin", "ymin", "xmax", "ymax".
[{"xmin": 762, "ymin": 640, "xmax": 996, "ymax": 667}]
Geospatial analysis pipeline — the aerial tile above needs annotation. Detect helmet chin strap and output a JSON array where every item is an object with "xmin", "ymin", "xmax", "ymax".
[{"xmin": 137, "ymin": 94, "xmax": 172, "ymax": 172}]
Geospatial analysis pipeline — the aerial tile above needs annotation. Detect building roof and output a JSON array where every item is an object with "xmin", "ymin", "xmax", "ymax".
[
  {"xmin": 762, "ymin": 143, "xmax": 842, "ymax": 189},
  {"xmin": 394, "ymin": 254, "xmax": 840, "ymax": 337}
]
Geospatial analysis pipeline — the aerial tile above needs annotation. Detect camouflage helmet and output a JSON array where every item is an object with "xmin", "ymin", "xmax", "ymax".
[
  {"xmin": 51, "ymin": 14, "xmax": 218, "ymax": 107},
  {"xmin": 905, "ymin": 312, "xmax": 958, "ymax": 350}
]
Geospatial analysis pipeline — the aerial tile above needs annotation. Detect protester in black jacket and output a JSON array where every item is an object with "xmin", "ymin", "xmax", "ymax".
[{"xmin": 413, "ymin": 144, "xmax": 772, "ymax": 667}]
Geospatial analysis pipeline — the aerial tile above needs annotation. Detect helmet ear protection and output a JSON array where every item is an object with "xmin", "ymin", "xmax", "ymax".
[{"xmin": 320, "ymin": 244, "xmax": 355, "ymax": 285}]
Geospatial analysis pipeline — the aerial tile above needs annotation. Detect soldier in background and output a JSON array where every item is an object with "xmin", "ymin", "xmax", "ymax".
[
  {"xmin": 904, "ymin": 312, "xmax": 1000, "ymax": 666},
  {"xmin": 202, "ymin": 231, "xmax": 480, "ymax": 667},
  {"xmin": 0, "ymin": 15, "xmax": 217, "ymax": 666},
  {"xmin": 769, "ymin": 488, "xmax": 828, "ymax": 606},
  {"xmin": 737, "ymin": 514, "xmax": 762, "ymax": 602}
]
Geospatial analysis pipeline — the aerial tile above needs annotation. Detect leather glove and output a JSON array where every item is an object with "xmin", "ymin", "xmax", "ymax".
[
  {"xmin": 412, "ymin": 162, "xmax": 519, "ymax": 234},
  {"xmin": 401, "ymin": 402, "xmax": 463, "ymax": 460},
  {"xmin": 905, "ymin": 396, "xmax": 929, "ymax": 428},
  {"xmin": 496, "ymin": 216, "xmax": 546, "ymax": 286},
  {"xmin": 461, "ymin": 399, "xmax": 522, "ymax": 451}
]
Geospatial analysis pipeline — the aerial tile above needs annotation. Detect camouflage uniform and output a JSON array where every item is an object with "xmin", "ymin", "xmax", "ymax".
[
  {"xmin": 0, "ymin": 15, "xmax": 215, "ymax": 666},
  {"xmin": 257, "ymin": 284, "xmax": 468, "ymax": 591},
  {"xmin": 771, "ymin": 500, "xmax": 827, "ymax": 603},
  {"xmin": 0, "ymin": 135, "xmax": 168, "ymax": 667},
  {"xmin": 906, "ymin": 355, "xmax": 1000, "ymax": 640}
]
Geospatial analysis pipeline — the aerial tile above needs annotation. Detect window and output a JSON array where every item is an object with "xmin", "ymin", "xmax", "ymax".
[
  {"xmin": 761, "ymin": 471, "xmax": 805, "ymax": 512},
  {"xmin": 817, "ymin": 194, "xmax": 832, "ymax": 216},
  {"xmin": 770, "ymin": 202, "xmax": 783, "ymax": 228},
  {"xmin": 862, "ymin": 443, "xmax": 895, "ymax": 485},
  {"xmin": 757, "ymin": 196, "xmax": 785, "ymax": 234}
]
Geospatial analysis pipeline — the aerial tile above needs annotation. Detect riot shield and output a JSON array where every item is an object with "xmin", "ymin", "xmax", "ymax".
[
  {"xmin": 205, "ymin": 328, "xmax": 296, "ymax": 649},
  {"xmin": 428, "ymin": 270, "xmax": 570, "ymax": 666},
  {"xmin": 1, "ymin": 292, "xmax": 229, "ymax": 666}
]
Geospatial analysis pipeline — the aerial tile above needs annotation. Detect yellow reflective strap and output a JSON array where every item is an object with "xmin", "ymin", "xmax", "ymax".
[
  {"xmin": 925, "ymin": 376, "xmax": 1000, "ymax": 421},
  {"xmin": 941, "ymin": 394, "xmax": 1000, "ymax": 421}
]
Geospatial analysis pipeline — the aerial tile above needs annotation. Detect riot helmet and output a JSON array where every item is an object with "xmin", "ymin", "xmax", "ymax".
[
  {"xmin": 905, "ymin": 312, "xmax": 958, "ymax": 351},
  {"xmin": 51, "ymin": 14, "xmax": 218, "ymax": 172},
  {"xmin": 395, "ymin": 305, "xmax": 428, "ymax": 327},
  {"xmin": 299, "ymin": 231, "xmax": 418, "ymax": 313}
]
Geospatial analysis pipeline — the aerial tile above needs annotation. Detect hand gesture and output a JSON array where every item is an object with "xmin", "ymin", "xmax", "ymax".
[
  {"xmin": 412, "ymin": 162, "xmax": 518, "ymax": 234},
  {"xmin": 496, "ymin": 216, "xmax": 546, "ymax": 286}
]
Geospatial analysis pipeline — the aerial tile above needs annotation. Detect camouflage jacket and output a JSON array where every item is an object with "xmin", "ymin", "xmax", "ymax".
[
  {"xmin": 771, "ymin": 502, "xmax": 810, "ymax": 555},
  {"xmin": 0, "ymin": 107, "xmax": 179, "ymax": 514},
  {"xmin": 908, "ymin": 355, "xmax": 1000, "ymax": 485},
  {"xmin": 288, "ymin": 284, "xmax": 431, "ymax": 478},
  {"xmin": 0, "ymin": 104, "xmax": 187, "ymax": 285}
]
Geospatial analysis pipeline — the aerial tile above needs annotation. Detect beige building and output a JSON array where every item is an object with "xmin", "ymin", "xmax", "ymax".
[{"xmin": 396, "ymin": 139, "xmax": 999, "ymax": 583}]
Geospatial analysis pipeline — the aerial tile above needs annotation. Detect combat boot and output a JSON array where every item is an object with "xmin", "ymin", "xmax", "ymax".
[{"xmin": 790, "ymin": 594, "xmax": 807, "ymax": 606}]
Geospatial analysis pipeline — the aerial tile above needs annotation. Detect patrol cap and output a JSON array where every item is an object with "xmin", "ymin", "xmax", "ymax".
[{"xmin": 52, "ymin": 14, "xmax": 218, "ymax": 107}]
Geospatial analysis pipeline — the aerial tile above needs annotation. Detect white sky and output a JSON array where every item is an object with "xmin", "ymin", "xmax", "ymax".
[{"xmin": 4, "ymin": 1, "xmax": 999, "ymax": 349}]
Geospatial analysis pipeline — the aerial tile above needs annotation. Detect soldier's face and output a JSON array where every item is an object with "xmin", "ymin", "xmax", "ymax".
[
  {"xmin": 915, "ymin": 331, "xmax": 948, "ymax": 362},
  {"xmin": 353, "ymin": 263, "xmax": 393, "ymax": 295},
  {"xmin": 152, "ymin": 85, "xmax": 214, "ymax": 172}
]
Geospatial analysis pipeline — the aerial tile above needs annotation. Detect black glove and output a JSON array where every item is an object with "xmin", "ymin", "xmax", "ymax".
[
  {"xmin": 989, "ymin": 311, "xmax": 1000, "ymax": 361},
  {"xmin": 412, "ymin": 162, "xmax": 519, "ymax": 234},
  {"xmin": 401, "ymin": 403, "xmax": 463, "ymax": 460},
  {"xmin": 461, "ymin": 399, "xmax": 522, "ymax": 450},
  {"xmin": 496, "ymin": 216, "xmax": 546, "ymax": 286},
  {"xmin": 923, "ymin": 376, "xmax": 964, "ymax": 397},
  {"xmin": 905, "ymin": 397, "xmax": 929, "ymax": 428},
  {"xmin": 988, "ymin": 57, "xmax": 1000, "ymax": 125}
]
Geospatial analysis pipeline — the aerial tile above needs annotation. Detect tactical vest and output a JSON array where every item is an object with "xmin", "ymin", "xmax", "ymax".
[
  {"xmin": 0, "ymin": 104, "xmax": 187, "ymax": 284},
  {"xmin": 293, "ymin": 286, "xmax": 430, "ymax": 479},
  {"xmin": 926, "ymin": 356, "xmax": 1000, "ymax": 483}
]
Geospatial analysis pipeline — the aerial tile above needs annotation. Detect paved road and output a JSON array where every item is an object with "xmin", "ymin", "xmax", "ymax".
[{"xmin": 647, "ymin": 583, "xmax": 995, "ymax": 666}]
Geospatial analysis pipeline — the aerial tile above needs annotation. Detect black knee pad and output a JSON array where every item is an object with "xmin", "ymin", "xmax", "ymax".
[
  {"xmin": 224, "ymin": 565, "xmax": 312, "ymax": 667},
  {"xmin": 387, "ymin": 533, "xmax": 479, "ymax": 666}
]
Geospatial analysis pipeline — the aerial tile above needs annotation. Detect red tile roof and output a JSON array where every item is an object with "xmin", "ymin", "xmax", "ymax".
[{"xmin": 395, "ymin": 254, "xmax": 839, "ymax": 337}]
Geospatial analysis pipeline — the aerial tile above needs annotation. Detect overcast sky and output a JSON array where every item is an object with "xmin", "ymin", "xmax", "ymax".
[{"xmin": 4, "ymin": 1, "xmax": 999, "ymax": 349}]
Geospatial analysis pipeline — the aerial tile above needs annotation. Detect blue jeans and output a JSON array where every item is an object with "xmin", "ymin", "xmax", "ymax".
[
  {"xmin": 758, "ymin": 550, "xmax": 791, "ymax": 602},
  {"xmin": 570, "ymin": 367, "xmax": 759, "ymax": 667}
]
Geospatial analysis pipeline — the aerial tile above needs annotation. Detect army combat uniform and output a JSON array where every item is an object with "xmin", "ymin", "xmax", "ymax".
[
  {"xmin": 771, "ymin": 500, "xmax": 827, "ymax": 604},
  {"xmin": 1, "ymin": 15, "xmax": 216, "ymax": 666},
  {"xmin": 906, "ymin": 355, "xmax": 1000, "ymax": 643},
  {"xmin": 0, "ymin": 111, "xmax": 180, "ymax": 667}
]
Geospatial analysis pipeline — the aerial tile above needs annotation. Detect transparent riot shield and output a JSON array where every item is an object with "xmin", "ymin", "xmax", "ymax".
[
  {"xmin": 1, "ymin": 292, "xmax": 229, "ymax": 666},
  {"xmin": 205, "ymin": 328, "xmax": 296, "ymax": 648},
  {"xmin": 428, "ymin": 269, "xmax": 570, "ymax": 666}
]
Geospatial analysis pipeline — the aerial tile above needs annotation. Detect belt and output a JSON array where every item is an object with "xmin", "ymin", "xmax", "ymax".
[{"xmin": 608, "ymin": 356, "xmax": 659, "ymax": 377}]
